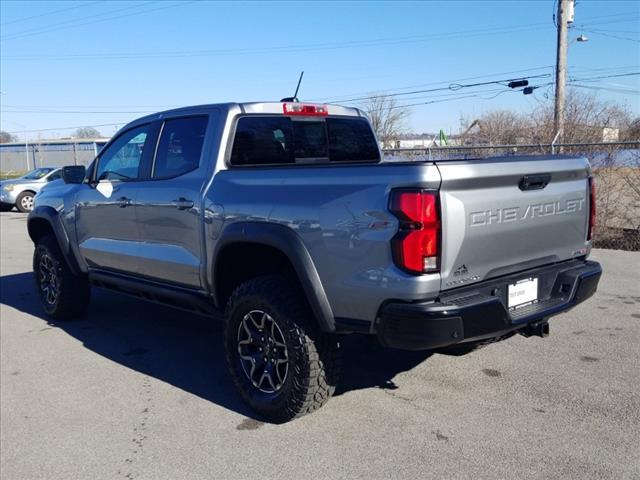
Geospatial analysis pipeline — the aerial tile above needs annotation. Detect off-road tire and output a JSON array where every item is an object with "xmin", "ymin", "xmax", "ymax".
[
  {"xmin": 16, "ymin": 191, "xmax": 35, "ymax": 212},
  {"xmin": 224, "ymin": 275, "xmax": 340, "ymax": 423},
  {"xmin": 33, "ymin": 235, "xmax": 90, "ymax": 319}
]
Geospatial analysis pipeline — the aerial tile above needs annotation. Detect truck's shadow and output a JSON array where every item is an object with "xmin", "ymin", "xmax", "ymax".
[{"xmin": 0, "ymin": 271, "xmax": 432, "ymax": 420}]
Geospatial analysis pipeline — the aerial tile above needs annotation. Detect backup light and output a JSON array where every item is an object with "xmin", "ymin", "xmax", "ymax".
[{"xmin": 282, "ymin": 103, "xmax": 328, "ymax": 116}]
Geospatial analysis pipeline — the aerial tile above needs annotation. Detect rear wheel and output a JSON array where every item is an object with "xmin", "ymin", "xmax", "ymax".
[
  {"xmin": 33, "ymin": 235, "xmax": 90, "ymax": 319},
  {"xmin": 224, "ymin": 275, "xmax": 340, "ymax": 423},
  {"xmin": 16, "ymin": 191, "xmax": 35, "ymax": 212}
]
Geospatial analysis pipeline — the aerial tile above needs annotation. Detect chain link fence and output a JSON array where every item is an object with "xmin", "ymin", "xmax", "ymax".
[
  {"xmin": 0, "ymin": 140, "xmax": 108, "ymax": 174},
  {"xmin": 383, "ymin": 141, "xmax": 640, "ymax": 251}
]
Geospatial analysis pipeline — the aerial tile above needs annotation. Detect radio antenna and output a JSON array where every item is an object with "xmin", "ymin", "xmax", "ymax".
[{"xmin": 280, "ymin": 71, "xmax": 304, "ymax": 102}]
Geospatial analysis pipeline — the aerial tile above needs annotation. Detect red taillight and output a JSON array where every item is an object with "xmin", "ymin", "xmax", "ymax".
[
  {"xmin": 389, "ymin": 190, "xmax": 440, "ymax": 274},
  {"xmin": 588, "ymin": 176, "xmax": 596, "ymax": 240},
  {"xmin": 282, "ymin": 103, "xmax": 328, "ymax": 116}
]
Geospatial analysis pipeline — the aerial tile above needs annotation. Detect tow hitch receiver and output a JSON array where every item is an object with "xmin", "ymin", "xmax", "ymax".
[{"xmin": 520, "ymin": 321, "xmax": 550, "ymax": 338}]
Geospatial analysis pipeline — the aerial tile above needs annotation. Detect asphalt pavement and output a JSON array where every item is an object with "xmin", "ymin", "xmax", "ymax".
[{"xmin": 1, "ymin": 211, "xmax": 639, "ymax": 480}]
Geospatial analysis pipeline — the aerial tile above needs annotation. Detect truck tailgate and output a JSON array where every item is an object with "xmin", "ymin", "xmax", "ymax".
[{"xmin": 436, "ymin": 156, "xmax": 591, "ymax": 291}]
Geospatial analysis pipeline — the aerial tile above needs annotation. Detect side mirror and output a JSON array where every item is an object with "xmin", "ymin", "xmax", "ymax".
[{"xmin": 62, "ymin": 165, "xmax": 86, "ymax": 184}]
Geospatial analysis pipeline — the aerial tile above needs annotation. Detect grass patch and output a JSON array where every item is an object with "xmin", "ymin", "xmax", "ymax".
[{"xmin": 0, "ymin": 172, "xmax": 25, "ymax": 180}]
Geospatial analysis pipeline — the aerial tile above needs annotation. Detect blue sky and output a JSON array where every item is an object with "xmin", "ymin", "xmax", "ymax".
[{"xmin": 1, "ymin": 0, "xmax": 638, "ymax": 140}]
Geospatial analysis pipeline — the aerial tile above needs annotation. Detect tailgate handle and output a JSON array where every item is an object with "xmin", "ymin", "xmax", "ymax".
[{"xmin": 519, "ymin": 174, "xmax": 551, "ymax": 191}]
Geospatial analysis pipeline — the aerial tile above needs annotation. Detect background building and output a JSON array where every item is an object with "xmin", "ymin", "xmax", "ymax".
[{"xmin": 0, "ymin": 139, "xmax": 108, "ymax": 173}]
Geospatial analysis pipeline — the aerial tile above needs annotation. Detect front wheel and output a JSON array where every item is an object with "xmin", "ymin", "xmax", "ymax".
[
  {"xmin": 224, "ymin": 275, "xmax": 340, "ymax": 423},
  {"xmin": 16, "ymin": 191, "xmax": 35, "ymax": 212},
  {"xmin": 33, "ymin": 235, "xmax": 90, "ymax": 319}
]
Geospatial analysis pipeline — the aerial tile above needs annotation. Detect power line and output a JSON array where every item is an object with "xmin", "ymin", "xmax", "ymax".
[
  {"xmin": 581, "ymin": 29, "xmax": 640, "ymax": 43},
  {"xmin": 0, "ymin": 1, "xmax": 100, "ymax": 27},
  {"xmin": 1, "ymin": 21, "xmax": 551, "ymax": 57},
  {"xmin": 578, "ymin": 16, "xmax": 640, "ymax": 27},
  {"xmin": 313, "ymin": 66, "xmax": 556, "ymax": 102},
  {"xmin": 569, "ymin": 64, "xmax": 640, "ymax": 72},
  {"xmin": 567, "ymin": 72, "xmax": 640, "ymax": 83},
  {"xmin": 2, "ymin": 10, "xmax": 637, "ymax": 57},
  {"xmin": 391, "ymin": 88, "xmax": 521, "ymax": 110},
  {"xmin": 1, "ymin": 1, "xmax": 195, "ymax": 41},
  {"xmin": 372, "ymin": 73, "xmax": 640, "ymax": 111},
  {"xmin": 582, "ymin": 28, "xmax": 640, "ymax": 35},
  {"xmin": 2, "ymin": 108, "xmax": 155, "ymax": 114},
  {"xmin": 6, "ymin": 122, "xmax": 126, "ymax": 134},
  {"xmin": 344, "ymin": 71, "xmax": 640, "ymax": 105},
  {"xmin": 1, "ymin": 104, "xmax": 176, "ymax": 109},
  {"xmin": 4, "ymin": 71, "xmax": 637, "ymax": 134},
  {"xmin": 312, "ymin": 64, "xmax": 640, "ymax": 103},
  {"xmin": 1, "ymin": 1, "xmax": 156, "ymax": 40},
  {"xmin": 324, "ymin": 73, "xmax": 554, "ymax": 104},
  {"xmin": 570, "ymin": 84, "xmax": 640, "ymax": 95}
]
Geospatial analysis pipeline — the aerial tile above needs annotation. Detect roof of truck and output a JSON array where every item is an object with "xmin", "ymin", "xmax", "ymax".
[{"xmin": 123, "ymin": 101, "xmax": 363, "ymax": 132}]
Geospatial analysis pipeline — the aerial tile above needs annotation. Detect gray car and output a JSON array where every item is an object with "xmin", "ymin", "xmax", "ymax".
[{"xmin": 0, "ymin": 167, "xmax": 63, "ymax": 212}]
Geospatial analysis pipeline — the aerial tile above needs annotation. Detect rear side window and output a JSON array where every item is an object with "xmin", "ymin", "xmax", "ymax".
[
  {"xmin": 153, "ymin": 116, "xmax": 208, "ymax": 179},
  {"xmin": 230, "ymin": 116, "xmax": 379, "ymax": 166}
]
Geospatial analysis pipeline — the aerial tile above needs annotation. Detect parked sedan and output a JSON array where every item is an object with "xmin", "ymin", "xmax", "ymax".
[{"xmin": 0, "ymin": 167, "xmax": 63, "ymax": 212}]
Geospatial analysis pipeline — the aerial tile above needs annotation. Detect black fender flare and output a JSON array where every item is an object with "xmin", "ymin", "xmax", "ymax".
[
  {"xmin": 27, "ymin": 206, "xmax": 83, "ymax": 275},
  {"xmin": 212, "ymin": 222, "xmax": 335, "ymax": 332}
]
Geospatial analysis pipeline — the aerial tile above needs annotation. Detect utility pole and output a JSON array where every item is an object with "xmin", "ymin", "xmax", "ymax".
[{"xmin": 554, "ymin": 0, "xmax": 574, "ymax": 145}]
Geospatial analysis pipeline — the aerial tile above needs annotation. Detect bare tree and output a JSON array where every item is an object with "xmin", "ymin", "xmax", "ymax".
[
  {"xmin": 459, "ymin": 110, "xmax": 529, "ymax": 145},
  {"xmin": 622, "ymin": 117, "xmax": 640, "ymax": 141},
  {"xmin": 459, "ymin": 90, "xmax": 633, "ymax": 146},
  {"xmin": 73, "ymin": 126, "xmax": 101, "ymax": 139},
  {"xmin": 530, "ymin": 90, "xmax": 632, "ymax": 144},
  {"xmin": 359, "ymin": 95, "xmax": 410, "ymax": 148},
  {"xmin": 0, "ymin": 130, "xmax": 18, "ymax": 143}
]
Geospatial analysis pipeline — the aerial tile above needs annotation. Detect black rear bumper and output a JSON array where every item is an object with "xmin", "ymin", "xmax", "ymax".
[{"xmin": 376, "ymin": 259, "xmax": 602, "ymax": 351}]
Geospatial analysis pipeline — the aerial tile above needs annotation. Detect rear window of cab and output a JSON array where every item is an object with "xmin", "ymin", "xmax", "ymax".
[{"xmin": 230, "ymin": 116, "xmax": 380, "ymax": 166}]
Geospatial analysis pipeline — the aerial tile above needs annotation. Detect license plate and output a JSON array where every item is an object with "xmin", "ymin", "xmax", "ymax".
[{"xmin": 508, "ymin": 277, "xmax": 538, "ymax": 309}]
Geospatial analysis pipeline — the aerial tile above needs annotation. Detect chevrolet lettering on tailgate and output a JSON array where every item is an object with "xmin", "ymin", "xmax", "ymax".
[{"xmin": 469, "ymin": 198, "xmax": 585, "ymax": 227}]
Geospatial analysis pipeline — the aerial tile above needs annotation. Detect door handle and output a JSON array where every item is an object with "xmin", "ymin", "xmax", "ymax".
[
  {"xmin": 117, "ymin": 196, "xmax": 133, "ymax": 208},
  {"xmin": 172, "ymin": 197, "xmax": 194, "ymax": 210},
  {"xmin": 519, "ymin": 174, "xmax": 551, "ymax": 191}
]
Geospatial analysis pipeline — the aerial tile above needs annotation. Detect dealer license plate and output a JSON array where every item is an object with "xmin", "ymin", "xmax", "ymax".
[{"xmin": 508, "ymin": 277, "xmax": 538, "ymax": 309}]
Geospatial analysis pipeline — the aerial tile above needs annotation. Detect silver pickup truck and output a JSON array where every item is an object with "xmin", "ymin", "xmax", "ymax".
[{"xmin": 28, "ymin": 101, "xmax": 601, "ymax": 422}]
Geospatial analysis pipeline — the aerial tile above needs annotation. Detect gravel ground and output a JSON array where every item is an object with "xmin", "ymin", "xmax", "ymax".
[{"xmin": 1, "ymin": 211, "xmax": 639, "ymax": 480}]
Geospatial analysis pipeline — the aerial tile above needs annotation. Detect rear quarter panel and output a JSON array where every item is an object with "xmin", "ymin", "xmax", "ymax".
[{"xmin": 204, "ymin": 163, "xmax": 441, "ymax": 322}]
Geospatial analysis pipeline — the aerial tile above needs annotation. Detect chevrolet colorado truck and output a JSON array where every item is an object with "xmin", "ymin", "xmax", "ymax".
[{"xmin": 28, "ymin": 102, "xmax": 602, "ymax": 422}]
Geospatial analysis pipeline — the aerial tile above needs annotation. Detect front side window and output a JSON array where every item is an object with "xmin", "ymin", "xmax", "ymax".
[
  {"xmin": 153, "ymin": 116, "xmax": 208, "ymax": 179},
  {"xmin": 46, "ymin": 170, "xmax": 62, "ymax": 182},
  {"xmin": 95, "ymin": 125, "xmax": 148, "ymax": 181}
]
